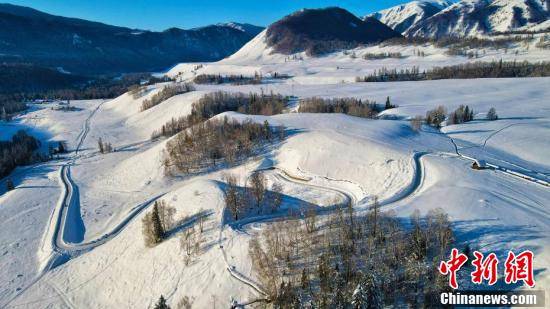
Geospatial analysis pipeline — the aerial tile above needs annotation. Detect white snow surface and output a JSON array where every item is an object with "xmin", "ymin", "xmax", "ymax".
[{"xmin": 1, "ymin": 31, "xmax": 550, "ymax": 307}]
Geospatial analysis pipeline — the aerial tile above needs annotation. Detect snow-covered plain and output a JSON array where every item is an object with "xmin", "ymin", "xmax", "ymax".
[{"xmin": 1, "ymin": 29, "xmax": 549, "ymax": 307}]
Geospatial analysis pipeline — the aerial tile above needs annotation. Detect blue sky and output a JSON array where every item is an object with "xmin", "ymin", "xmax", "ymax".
[{"xmin": 5, "ymin": 0, "xmax": 412, "ymax": 31}]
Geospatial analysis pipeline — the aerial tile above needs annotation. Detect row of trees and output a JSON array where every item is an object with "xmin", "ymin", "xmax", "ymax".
[
  {"xmin": 164, "ymin": 118, "xmax": 285, "ymax": 175},
  {"xmin": 97, "ymin": 138, "xmax": 114, "ymax": 154},
  {"xmin": 425, "ymin": 106, "xmax": 497, "ymax": 127},
  {"xmin": 249, "ymin": 203, "xmax": 455, "ymax": 307},
  {"xmin": 223, "ymin": 172, "xmax": 284, "ymax": 221},
  {"xmin": 356, "ymin": 66, "xmax": 424, "ymax": 82},
  {"xmin": 356, "ymin": 61, "xmax": 550, "ymax": 82},
  {"xmin": 448, "ymin": 105, "xmax": 474, "ymax": 125},
  {"xmin": 297, "ymin": 96, "xmax": 396, "ymax": 119},
  {"xmin": 193, "ymin": 73, "xmax": 262, "ymax": 85},
  {"xmin": 140, "ymin": 83, "xmax": 194, "ymax": 111},
  {"xmin": 363, "ymin": 52, "xmax": 403, "ymax": 60},
  {"xmin": 0, "ymin": 130, "xmax": 41, "ymax": 179},
  {"xmin": 151, "ymin": 91, "xmax": 288, "ymax": 139},
  {"xmin": 383, "ymin": 34, "xmax": 530, "ymax": 51}
]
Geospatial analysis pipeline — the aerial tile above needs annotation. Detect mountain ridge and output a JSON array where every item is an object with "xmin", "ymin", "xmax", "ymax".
[
  {"xmin": 369, "ymin": 0, "xmax": 549, "ymax": 38},
  {"xmin": 265, "ymin": 7, "xmax": 402, "ymax": 56},
  {"xmin": 0, "ymin": 3, "xmax": 264, "ymax": 75}
]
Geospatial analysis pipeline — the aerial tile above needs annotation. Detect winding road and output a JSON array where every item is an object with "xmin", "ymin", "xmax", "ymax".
[{"xmin": 43, "ymin": 100, "xmax": 165, "ymax": 268}]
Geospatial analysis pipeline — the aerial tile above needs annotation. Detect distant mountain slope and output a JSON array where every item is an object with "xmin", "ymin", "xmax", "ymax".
[
  {"xmin": 0, "ymin": 63, "xmax": 87, "ymax": 94},
  {"xmin": 0, "ymin": 4, "xmax": 263, "ymax": 75},
  {"xmin": 367, "ymin": 0, "xmax": 454, "ymax": 34},
  {"xmin": 406, "ymin": 0, "xmax": 549, "ymax": 38},
  {"xmin": 265, "ymin": 7, "xmax": 402, "ymax": 56}
]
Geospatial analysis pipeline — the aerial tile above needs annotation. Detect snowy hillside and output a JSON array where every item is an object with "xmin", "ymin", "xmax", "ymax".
[
  {"xmin": 407, "ymin": 0, "xmax": 549, "ymax": 38},
  {"xmin": 1, "ymin": 2, "xmax": 550, "ymax": 308},
  {"xmin": 368, "ymin": 0, "xmax": 455, "ymax": 34}
]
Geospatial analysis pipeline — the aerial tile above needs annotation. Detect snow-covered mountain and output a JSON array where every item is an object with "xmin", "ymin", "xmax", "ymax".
[
  {"xmin": 265, "ymin": 7, "xmax": 402, "ymax": 56},
  {"xmin": 367, "ymin": 0, "xmax": 455, "ymax": 34},
  {"xmin": 216, "ymin": 22, "xmax": 264, "ymax": 35},
  {"xmin": 0, "ymin": 4, "xmax": 263, "ymax": 75},
  {"xmin": 406, "ymin": 0, "xmax": 549, "ymax": 38}
]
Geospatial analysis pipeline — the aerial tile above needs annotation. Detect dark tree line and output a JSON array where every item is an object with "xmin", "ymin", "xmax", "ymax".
[
  {"xmin": 297, "ymin": 96, "xmax": 396, "ymax": 119},
  {"xmin": 140, "ymin": 83, "xmax": 194, "ymax": 111},
  {"xmin": 357, "ymin": 61, "xmax": 550, "ymax": 82},
  {"xmin": 424, "ymin": 106, "xmax": 498, "ymax": 128},
  {"xmin": 0, "ymin": 130, "xmax": 41, "ymax": 178},
  {"xmin": 363, "ymin": 52, "xmax": 403, "ymax": 60},
  {"xmin": 152, "ymin": 91, "xmax": 288, "ymax": 139},
  {"xmin": 0, "ymin": 73, "xmax": 171, "ymax": 118},
  {"xmin": 356, "ymin": 66, "xmax": 424, "ymax": 82},
  {"xmin": 384, "ymin": 34, "xmax": 531, "ymax": 50},
  {"xmin": 0, "ymin": 100, "xmax": 27, "ymax": 117},
  {"xmin": 193, "ymin": 73, "xmax": 262, "ymax": 85},
  {"xmin": 250, "ymin": 205, "xmax": 455, "ymax": 308},
  {"xmin": 164, "ymin": 118, "xmax": 284, "ymax": 174}
]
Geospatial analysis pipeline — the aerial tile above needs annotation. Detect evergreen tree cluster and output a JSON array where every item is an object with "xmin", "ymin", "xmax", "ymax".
[
  {"xmin": 193, "ymin": 72, "xmax": 262, "ymax": 85},
  {"xmin": 356, "ymin": 66, "xmax": 424, "ymax": 82},
  {"xmin": 97, "ymin": 138, "xmax": 114, "ymax": 154},
  {"xmin": 140, "ymin": 83, "xmax": 194, "ymax": 111},
  {"xmin": 249, "ymin": 204, "xmax": 454, "ymax": 307},
  {"xmin": 356, "ymin": 61, "xmax": 550, "ymax": 82},
  {"xmin": 164, "ymin": 118, "xmax": 284, "ymax": 174},
  {"xmin": 363, "ymin": 52, "xmax": 403, "ymax": 60},
  {"xmin": 151, "ymin": 91, "xmax": 288, "ymax": 139},
  {"xmin": 384, "ymin": 34, "xmax": 531, "ymax": 51},
  {"xmin": 0, "ymin": 130, "xmax": 41, "ymax": 178},
  {"xmin": 298, "ymin": 96, "xmax": 396, "ymax": 118},
  {"xmin": 448, "ymin": 105, "xmax": 474, "ymax": 125},
  {"xmin": 141, "ymin": 200, "xmax": 176, "ymax": 247}
]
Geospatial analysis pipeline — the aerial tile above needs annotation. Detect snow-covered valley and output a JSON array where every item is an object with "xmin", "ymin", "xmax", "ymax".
[{"xmin": 1, "ymin": 1, "xmax": 549, "ymax": 308}]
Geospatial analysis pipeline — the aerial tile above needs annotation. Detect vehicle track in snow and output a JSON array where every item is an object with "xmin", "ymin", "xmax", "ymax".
[{"xmin": 425, "ymin": 126, "xmax": 549, "ymax": 187}]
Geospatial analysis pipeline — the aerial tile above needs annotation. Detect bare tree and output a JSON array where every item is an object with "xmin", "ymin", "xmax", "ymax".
[
  {"xmin": 249, "ymin": 172, "xmax": 267, "ymax": 210},
  {"xmin": 270, "ymin": 182, "xmax": 284, "ymax": 213},
  {"xmin": 223, "ymin": 173, "xmax": 240, "ymax": 220},
  {"xmin": 410, "ymin": 116, "xmax": 423, "ymax": 132},
  {"xmin": 486, "ymin": 107, "xmax": 498, "ymax": 120}
]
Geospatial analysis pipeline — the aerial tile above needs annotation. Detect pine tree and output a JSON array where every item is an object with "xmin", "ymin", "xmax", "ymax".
[
  {"xmin": 1, "ymin": 107, "xmax": 7, "ymax": 121},
  {"xmin": 154, "ymin": 295, "xmax": 170, "ymax": 309},
  {"xmin": 98, "ymin": 137, "xmax": 104, "ymax": 154},
  {"xmin": 58, "ymin": 142, "xmax": 66, "ymax": 153},
  {"xmin": 486, "ymin": 107, "xmax": 498, "ymax": 120},
  {"xmin": 6, "ymin": 179, "xmax": 15, "ymax": 191},
  {"xmin": 385, "ymin": 96, "xmax": 392, "ymax": 109},
  {"xmin": 301, "ymin": 268, "xmax": 309, "ymax": 290},
  {"xmin": 151, "ymin": 202, "xmax": 165, "ymax": 242},
  {"xmin": 352, "ymin": 273, "xmax": 383, "ymax": 309},
  {"xmin": 352, "ymin": 282, "xmax": 368, "ymax": 309}
]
